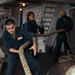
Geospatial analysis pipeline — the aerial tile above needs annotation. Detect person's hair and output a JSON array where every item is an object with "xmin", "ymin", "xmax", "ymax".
[
  {"xmin": 60, "ymin": 10, "xmax": 66, "ymax": 16},
  {"xmin": 27, "ymin": 11, "xmax": 34, "ymax": 20},
  {"xmin": 5, "ymin": 19, "xmax": 15, "ymax": 25}
]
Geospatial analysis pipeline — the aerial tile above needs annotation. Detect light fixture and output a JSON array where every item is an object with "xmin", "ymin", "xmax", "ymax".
[
  {"xmin": 20, "ymin": 8, "xmax": 22, "ymax": 11},
  {"xmin": 22, "ymin": 3, "xmax": 25, "ymax": 6}
]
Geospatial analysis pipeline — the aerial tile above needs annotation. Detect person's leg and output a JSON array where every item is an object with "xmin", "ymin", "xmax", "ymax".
[
  {"xmin": 6, "ymin": 54, "xmax": 19, "ymax": 75},
  {"xmin": 53, "ymin": 35, "xmax": 62, "ymax": 55},
  {"xmin": 53, "ymin": 35, "xmax": 62, "ymax": 62},
  {"xmin": 64, "ymin": 37, "xmax": 70, "ymax": 54},
  {"xmin": 25, "ymin": 51, "xmax": 42, "ymax": 75}
]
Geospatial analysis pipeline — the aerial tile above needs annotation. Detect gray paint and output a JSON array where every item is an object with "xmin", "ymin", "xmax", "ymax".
[{"xmin": 70, "ymin": 9, "xmax": 75, "ymax": 48}]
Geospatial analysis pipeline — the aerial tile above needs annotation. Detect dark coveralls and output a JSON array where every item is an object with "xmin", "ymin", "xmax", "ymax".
[
  {"xmin": 26, "ymin": 20, "xmax": 44, "ymax": 34},
  {"xmin": 23, "ymin": 20, "xmax": 38, "ymax": 59},
  {"xmin": 26, "ymin": 20, "xmax": 38, "ymax": 34},
  {"xmin": 22, "ymin": 20, "xmax": 44, "ymax": 34},
  {"xmin": 53, "ymin": 16, "xmax": 73, "ymax": 55},
  {"xmin": 2, "ymin": 28, "xmax": 42, "ymax": 75}
]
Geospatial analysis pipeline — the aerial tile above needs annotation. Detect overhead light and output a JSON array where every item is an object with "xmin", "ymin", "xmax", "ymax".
[
  {"xmin": 22, "ymin": 3, "xmax": 25, "ymax": 6},
  {"xmin": 20, "ymin": 8, "xmax": 22, "ymax": 11}
]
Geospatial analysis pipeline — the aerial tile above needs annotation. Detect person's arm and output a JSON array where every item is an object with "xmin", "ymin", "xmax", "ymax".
[
  {"xmin": 25, "ymin": 32, "xmax": 37, "ymax": 56},
  {"xmin": 2, "ymin": 32, "xmax": 19, "ymax": 54},
  {"xmin": 9, "ymin": 48, "xmax": 19, "ymax": 53},
  {"xmin": 64, "ymin": 17, "xmax": 73, "ymax": 31},
  {"xmin": 29, "ymin": 37, "xmax": 37, "ymax": 56}
]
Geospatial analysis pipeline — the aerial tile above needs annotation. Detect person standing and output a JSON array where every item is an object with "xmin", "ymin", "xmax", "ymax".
[
  {"xmin": 53, "ymin": 10, "xmax": 73, "ymax": 61},
  {"xmin": 22, "ymin": 11, "xmax": 39, "ymax": 59}
]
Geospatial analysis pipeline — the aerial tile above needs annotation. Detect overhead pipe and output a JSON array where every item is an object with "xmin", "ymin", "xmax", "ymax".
[{"xmin": 0, "ymin": 0, "xmax": 15, "ymax": 5}]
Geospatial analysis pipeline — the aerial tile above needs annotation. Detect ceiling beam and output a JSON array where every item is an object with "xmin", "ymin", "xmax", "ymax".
[{"xmin": 46, "ymin": 0, "xmax": 75, "ymax": 4}]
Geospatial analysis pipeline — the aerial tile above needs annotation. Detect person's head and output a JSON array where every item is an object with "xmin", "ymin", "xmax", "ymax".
[
  {"xmin": 27, "ymin": 11, "xmax": 35, "ymax": 21},
  {"xmin": 5, "ymin": 19, "xmax": 16, "ymax": 35},
  {"xmin": 60, "ymin": 10, "xmax": 66, "ymax": 17}
]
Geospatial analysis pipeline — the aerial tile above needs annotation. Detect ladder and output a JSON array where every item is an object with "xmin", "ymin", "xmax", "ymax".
[{"xmin": 41, "ymin": 1, "xmax": 57, "ymax": 33}]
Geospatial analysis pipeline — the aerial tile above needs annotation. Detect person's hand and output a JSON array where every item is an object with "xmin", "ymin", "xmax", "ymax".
[
  {"xmin": 29, "ymin": 44, "xmax": 36, "ymax": 56},
  {"xmin": 17, "ymin": 49, "xmax": 24, "ymax": 54},
  {"xmin": 60, "ymin": 29, "xmax": 66, "ymax": 32},
  {"xmin": 36, "ymin": 32, "xmax": 39, "ymax": 36}
]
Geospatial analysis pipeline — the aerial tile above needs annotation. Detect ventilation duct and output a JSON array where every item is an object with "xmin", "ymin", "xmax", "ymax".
[{"xmin": 0, "ymin": 0, "xmax": 15, "ymax": 5}]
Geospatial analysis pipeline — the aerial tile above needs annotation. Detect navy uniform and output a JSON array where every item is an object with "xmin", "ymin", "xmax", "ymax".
[
  {"xmin": 26, "ymin": 20, "xmax": 45, "ymax": 34},
  {"xmin": 26, "ymin": 20, "xmax": 38, "ymax": 34},
  {"xmin": 24, "ymin": 20, "xmax": 39, "ymax": 59},
  {"xmin": 2, "ymin": 27, "xmax": 42, "ymax": 75},
  {"xmin": 21, "ymin": 20, "xmax": 37, "ymax": 33},
  {"xmin": 53, "ymin": 16, "xmax": 73, "ymax": 55}
]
